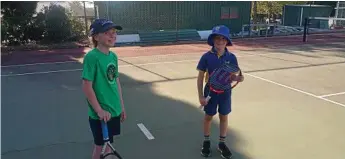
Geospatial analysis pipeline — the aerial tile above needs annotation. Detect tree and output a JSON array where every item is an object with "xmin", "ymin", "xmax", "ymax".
[
  {"xmin": 1, "ymin": 1, "xmax": 38, "ymax": 45},
  {"xmin": 253, "ymin": 1, "xmax": 307, "ymax": 21},
  {"xmin": 42, "ymin": 4, "xmax": 72, "ymax": 43}
]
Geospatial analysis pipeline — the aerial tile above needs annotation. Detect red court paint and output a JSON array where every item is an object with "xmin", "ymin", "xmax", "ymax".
[{"xmin": 2, "ymin": 33, "xmax": 344, "ymax": 66}]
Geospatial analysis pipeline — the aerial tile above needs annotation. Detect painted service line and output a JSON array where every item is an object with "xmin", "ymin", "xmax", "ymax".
[
  {"xmin": 1, "ymin": 61, "xmax": 78, "ymax": 68},
  {"xmin": 1, "ymin": 59, "xmax": 198, "ymax": 77},
  {"xmin": 1, "ymin": 52, "xmax": 278, "ymax": 68},
  {"xmin": 245, "ymin": 73, "xmax": 345, "ymax": 108},
  {"xmin": 121, "ymin": 52, "xmax": 203, "ymax": 59},
  {"xmin": 1, "ymin": 69, "xmax": 83, "ymax": 77},
  {"xmin": 318, "ymin": 92, "xmax": 345, "ymax": 98},
  {"xmin": 137, "ymin": 123, "xmax": 155, "ymax": 140}
]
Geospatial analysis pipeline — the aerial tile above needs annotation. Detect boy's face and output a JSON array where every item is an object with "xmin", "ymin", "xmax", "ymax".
[
  {"xmin": 213, "ymin": 35, "xmax": 227, "ymax": 50},
  {"xmin": 94, "ymin": 28, "xmax": 117, "ymax": 47}
]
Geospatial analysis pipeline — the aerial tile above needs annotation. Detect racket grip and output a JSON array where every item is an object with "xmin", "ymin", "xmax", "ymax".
[
  {"xmin": 199, "ymin": 96, "xmax": 211, "ymax": 110},
  {"xmin": 205, "ymin": 95, "xmax": 211, "ymax": 102},
  {"xmin": 101, "ymin": 121, "xmax": 109, "ymax": 140}
]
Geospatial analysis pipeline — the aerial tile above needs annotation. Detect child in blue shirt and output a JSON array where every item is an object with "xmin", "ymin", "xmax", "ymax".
[{"xmin": 197, "ymin": 25, "xmax": 244, "ymax": 159}]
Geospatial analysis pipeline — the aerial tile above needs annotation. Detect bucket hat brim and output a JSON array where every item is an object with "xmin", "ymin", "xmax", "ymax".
[{"xmin": 207, "ymin": 33, "xmax": 233, "ymax": 46}]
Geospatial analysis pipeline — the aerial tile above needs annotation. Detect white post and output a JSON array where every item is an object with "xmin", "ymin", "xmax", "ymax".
[
  {"xmin": 300, "ymin": 7, "xmax": 304, "ymax": 26},
  {"xmin": 335, "ymin": 1, "xmax": 340, "ymax": 25}
]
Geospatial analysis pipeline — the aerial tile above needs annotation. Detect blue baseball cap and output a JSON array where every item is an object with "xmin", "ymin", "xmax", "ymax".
[
  {"xmin": 89, "ymin": 18, "xmax": 122, "ymax": 36},
  {"xmin": 207, "ymin": 25, "xmax": 232, "ymax": 46}
]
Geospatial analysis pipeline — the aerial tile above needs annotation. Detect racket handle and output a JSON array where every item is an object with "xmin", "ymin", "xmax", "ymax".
[
  {"xmin": 205, "ymin": 95, "xmax": 211, "ymax": 102},
  {"xmin": 101, "ymin": 121, "xmax": 109, "ymax": 140},
  {"xmin": 199, "ymin": 96, "xmax": 211, "ymax": 109}
]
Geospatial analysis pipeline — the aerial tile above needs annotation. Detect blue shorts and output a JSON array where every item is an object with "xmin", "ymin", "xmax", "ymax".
[{"xmin": 203, "ymin": 84, "xmax": 232, "ymax": 116}]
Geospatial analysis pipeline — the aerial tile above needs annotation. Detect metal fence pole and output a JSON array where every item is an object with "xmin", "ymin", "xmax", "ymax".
[
  {"xmin": 303, "ymin": 17, "xmax": 308, "ymax": 42},
  {"xmin": 83, "ymin": 1, "xmax": 88, "ymax": 35},
  {"xmin": 175, "ymin": 1, "xmax": 178, "ymax": 42}
]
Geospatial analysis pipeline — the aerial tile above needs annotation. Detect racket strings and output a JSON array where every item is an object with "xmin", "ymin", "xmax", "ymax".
[{"xmin": 209, "ymin": 64, "xmax": 240, "ymax": 92}]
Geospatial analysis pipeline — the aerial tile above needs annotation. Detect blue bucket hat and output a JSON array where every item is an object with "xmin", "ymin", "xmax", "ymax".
[
  {"xmin": 207, "ymin": 25, "xmax": 232, "ymax": 46},
  {"xmin": 89, "ymin": 18, "xmax": 122, "ymax": 36}
]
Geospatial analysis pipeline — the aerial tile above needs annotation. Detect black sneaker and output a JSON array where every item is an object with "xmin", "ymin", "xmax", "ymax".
[
  {"xmin": 201, "ymin": 140, "xmax": 211, "ymax": 157},
  {"xmin": 218, "ymin": 142, "xmax": 232, "ymax": 159}
]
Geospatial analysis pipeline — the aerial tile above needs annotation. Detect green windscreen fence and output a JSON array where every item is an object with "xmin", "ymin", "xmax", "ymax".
[
  {"xmin": 95, "ymin": 1, "xmax": 251, "ymax": 39},
  {"xmin": 283, "ymin": 5, "xmax": 333, "ymax": 27}
]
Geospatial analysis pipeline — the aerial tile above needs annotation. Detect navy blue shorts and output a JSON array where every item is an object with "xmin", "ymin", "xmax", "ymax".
[
  {"xmin": 89, "ymin": 116, "xmax": 121, "ymax": 146},
  {"xmin": 203, "ymin": 84, "xmax": 232, "ymax": 116}
]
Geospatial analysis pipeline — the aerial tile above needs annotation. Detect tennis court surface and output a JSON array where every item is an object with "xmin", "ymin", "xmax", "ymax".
[{"xmin": 2, "ymin": 36, "xmax": 345, "ymax": 159}]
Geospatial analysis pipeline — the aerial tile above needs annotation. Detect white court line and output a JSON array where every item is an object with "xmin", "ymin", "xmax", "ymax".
[
  {"xmin": 1, "ymin": 52, "xmax": 202, "ymax": 68},
  {"xmin": 137, "ymin": 123, "xmax": 155, "ymax": 140},
  {"xmin": 1, "ymin": 59, "xmax": 198, "ymax": 77},
  {"xmin": 1, "ymin": 61, "xmax": 78, "ymax": 68},
  {"xmin": 1, "ymin": 51, "xmax": 278, "ymax": 68},
  {"xmin": 1, "ymin": 69, "xmax": 83, "ymax": 77},
  {"xmin": 318, "ymin": 92, "xmax": 345, "ymax": 98},
  {"xmin": 127, "ymin": 59, "xmax": 197, "ymax": 66},
  {"xmin": 245, "ymin": 73, "xmax": 345, "ymax": 108},
  {"xmin": 121, "ymin": 52, "xmax": 203, "ymax": 59}
]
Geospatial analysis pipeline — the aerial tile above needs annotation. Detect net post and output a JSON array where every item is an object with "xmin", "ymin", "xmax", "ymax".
[{"xmin": 303, "ymin": 17, "xmax": 309, "ymax": 42}]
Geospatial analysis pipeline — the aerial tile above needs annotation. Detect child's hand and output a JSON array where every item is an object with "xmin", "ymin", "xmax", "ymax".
[
  {"xmin": 121, "ymin": 110, "xmax": 126, "ymax": 122},
  {"xmin": 199, "ymin": 97, "xmax": 208, "ymax": 106},
  {"xmin": 97, "ymin": 109, "xmax": 111, "ymax": 122},
  {"xmin": 234, "ymin": 75, "xmax": 244, "ymax": 82}
]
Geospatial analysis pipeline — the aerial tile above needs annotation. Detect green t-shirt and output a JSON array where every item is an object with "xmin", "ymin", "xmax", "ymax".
[{"xmin": 81, "ymin": 48, "xmax": 122, "ymax": 119}]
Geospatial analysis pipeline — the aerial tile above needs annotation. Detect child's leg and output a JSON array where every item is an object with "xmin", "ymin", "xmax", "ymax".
[
  {"xmin": 89, "ymin": 116, "xmax": 121, "ymax": 159},
  {"xmin": 201, "ymin": 114, "xmax": 215, "ymax": 157},
  {"xmin": 202, "ymin": 86, "xmax": 217, "ymax": 138},
  {"xmin": 201, "ymin": 89, "xmax": 218, "ymax": 157},
  {"xmin": 92, "ymin": 145, "xmax": 112, "ymax": 159},
  {"xmin": 203, "ymin": 114, "xmax": 213, "ymax": 137},
  {"xmin": 218, "ymin": 91, "xmax": 232, "ymax": 140},
  {"xmin": 217, "ymin": 92, "xmax": 232, "ymax": 158},
  {"xmin": 219, "ymin": 114, "xmax": 228, "ymax": 140}
]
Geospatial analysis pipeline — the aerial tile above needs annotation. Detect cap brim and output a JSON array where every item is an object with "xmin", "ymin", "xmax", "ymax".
[
  {"xmin": 207, "ymin": 33, "xmax": 232, "ymax": 46},
  {"xmin": 89, "ymin": 21, "xmax": 123, "ymax": 36},
  {"xmin": 103, "ymin": 24, "xmax": 123, "ymax": 31}
]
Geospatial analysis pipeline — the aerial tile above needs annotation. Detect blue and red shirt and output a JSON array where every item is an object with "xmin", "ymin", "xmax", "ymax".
[{"xmin": 197, "ymin": 47, "xmax": 238, "ymax": 83}]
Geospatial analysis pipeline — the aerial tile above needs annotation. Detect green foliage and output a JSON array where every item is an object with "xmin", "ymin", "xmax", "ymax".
[
  {"xmin": 1, "ymin": 2, "xmax": 86, "ymax": 45},
  {"xmin": 252, "ymin": 1, "xmax": 338, "ymax": 20},
  {"xmin": 43, "ymin": 4, "xmax": 72, "ymax": 43},
  {"xmin": 255, "ymin": 1, "xmax": 307, "ymax": 16},
  {"xmin": 1, "ymin": 1, "xmax": 38, "ymax": 45},
  {"xmin": 67, "ymin": 11, "xmax": 86, "ymax": 41}
]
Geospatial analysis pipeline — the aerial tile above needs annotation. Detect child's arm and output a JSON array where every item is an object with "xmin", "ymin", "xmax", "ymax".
[
  {"xmin": 232, "ymin": 54, "xmax": 244, "ymax": 82},
  {"xmin": 82, "ymin": 80, "xmax": 111, "ymax": 121},
  {"xmin": 197, "ymin": 71, "xmax": 205, "ymax": 99},
  {"xmin": 116, "ymin": 78, "xmax": 126, "ymax": 122},
  {"xmin": 81, "ymin": 54, "xmax": 110, "ymax": 121},
  {"xmin": 114, "ymin": 53, "xmax": 126, "ymax": 122},
  {"xmin": 196, "ymin": 54, "xmax": 208, "ymax": 106}
]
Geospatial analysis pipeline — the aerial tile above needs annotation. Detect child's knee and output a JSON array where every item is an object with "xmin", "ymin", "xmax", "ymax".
[
  {"xmin": 204, "ymin": 114, "xmax": 213, "ymax": 121},
  {"xmin": 218, "ymin": 114, "xmax": 228, "ymax": 122}
]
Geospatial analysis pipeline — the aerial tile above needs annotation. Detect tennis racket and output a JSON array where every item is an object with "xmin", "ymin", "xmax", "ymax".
[
  {"xmin": 100, "ymin": 121, "xmax": 123, "ymax": 159},
  {"xmin": 200, "ymin": 62, "xmax": 242, "ymax": 109}
]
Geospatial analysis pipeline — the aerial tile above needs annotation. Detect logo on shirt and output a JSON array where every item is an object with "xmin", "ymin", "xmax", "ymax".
[{"xmin": 106, "ymin": 63, "xmax": 116, "ymax": 84}]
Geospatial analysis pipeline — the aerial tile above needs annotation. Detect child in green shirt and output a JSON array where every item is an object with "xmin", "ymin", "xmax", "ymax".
[{"xmin": 81, "ymin": 19, "xmax": 126, "ymax": 159}]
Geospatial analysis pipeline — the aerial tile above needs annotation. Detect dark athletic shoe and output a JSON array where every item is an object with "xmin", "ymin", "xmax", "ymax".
[
  {"xmin": 201, "ymin": 140, "xmax": 211, "ymax": 157},
  {"xmin": 218, "ymin": 142, "xmax": 233, "ymax": 159}
]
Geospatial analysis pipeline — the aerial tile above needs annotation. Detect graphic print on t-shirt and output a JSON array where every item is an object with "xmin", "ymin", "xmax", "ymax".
[{"xmin": 106, "ymin": 63, "xmax": 116, "ymax": 84}]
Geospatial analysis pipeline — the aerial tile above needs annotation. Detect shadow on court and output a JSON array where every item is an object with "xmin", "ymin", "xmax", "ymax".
[{"xmin": 1, "ymin": 68, "xmax": 251, "ymax": 159}]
